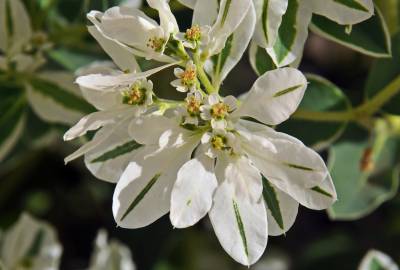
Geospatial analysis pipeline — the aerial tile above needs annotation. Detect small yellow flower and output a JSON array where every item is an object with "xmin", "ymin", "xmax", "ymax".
[{"xmin": 185, "ymin": 25, "xmax": 201, "ymax": 42}]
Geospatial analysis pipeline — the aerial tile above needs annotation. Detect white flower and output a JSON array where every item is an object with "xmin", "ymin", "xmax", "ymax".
[
  {"xmin": 200, "ymin": 93, "xmax": 237, "ymax": 131},
  {"xmin": 175, "ymin": 90, "xmax": 204, "ymax": 126},
  {"xmin": 89, "ymin": 230, "xmax": 136, "ymax": 270},
  {"xmin": 171, "ymin": 61, "xmax": 198, "ymax": 92},
  {"xmin": 0, "ymin": 213, "xmax": 62, "ymax": 270},
  {"xmin": 112, "ymin": 68, "xmax": 337, "ymax": 266},
  {"xmin": 87, "ymin": 0, "xmax": 178, "ymax": 62},
  {"xmin": 175, "ymin": 25, "xmax": 210, "ymax": 49}
]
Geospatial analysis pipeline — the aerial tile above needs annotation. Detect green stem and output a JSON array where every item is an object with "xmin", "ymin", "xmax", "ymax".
[
  {"xmin": 193, "ymin": 52, "xmax": 216, "ymax": 94},
  {"xmin": 293, "ymin": 75, "xmax": 400, "ymax": 123}
]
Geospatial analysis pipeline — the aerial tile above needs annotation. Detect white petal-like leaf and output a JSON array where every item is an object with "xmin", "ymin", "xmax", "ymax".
[
  {"xmin": 170, "ymin": 157, "xmax": 218, "ymax": 228},
  {"xmin": 266, "ymin": 0, "xmax": 312, "ymax": 67},
  {"xmin": 209, "ymin": 181, "xmax": 268, "ymax": 266},
  {"xmin": 359, "ymin": 250, "xmax": 399, "ymax": 270},
  {"xmin": 308, "ymin": 0, "xmax": 374, "ymax": 25},
  {"xmin": 237, "ymin": 67, "xmax": 307, "ymax": 125},
  {"xmin": 253, "ymin": 0, "xmax": 289, "ymax": 48}
]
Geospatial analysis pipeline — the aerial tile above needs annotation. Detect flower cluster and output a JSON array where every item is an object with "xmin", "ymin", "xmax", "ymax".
[{"xmin": 62, "ymin": 0, "xmax": 352, "ymax": 266}]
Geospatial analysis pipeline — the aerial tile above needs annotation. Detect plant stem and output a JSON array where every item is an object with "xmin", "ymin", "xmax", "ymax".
[
  {"xmin": 193, "ymin": 52, "xmax": 216, "ymax": 94},
  {"xmin": 292, "ymin": 75, "xmax": 400, "ymax": 123}
]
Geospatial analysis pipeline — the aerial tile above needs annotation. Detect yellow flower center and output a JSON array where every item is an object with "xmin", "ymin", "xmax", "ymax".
[
  {"xmin": 122, "ymin": 84, "xmax": 146, "ymax": 105},
  {"xmin": 186, "ymin": 96, "xmax": 201, "ymax": 116},
  {"xmin": 147, "ymin": 37, "xmax": 165, "ymax": 52},
  {"xmin": 185, "ymin": 25, "xmax": 201, "ymax": 42},
  {"xmin": 211, "ymin": 102, "xmax": 229, "ymax": 119},
  {"xmin": 211, "ymin": 135, "xmax": 227, "ymax": 150},
  {"xmin": 181, "ymin": 67, "xmax": 197, "ymax": 87}
]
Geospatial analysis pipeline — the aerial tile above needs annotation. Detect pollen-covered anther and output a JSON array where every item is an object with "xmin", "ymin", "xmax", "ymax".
[
  {"xmin": 211, "ymin": 102, "xmax": 229, "ymax": 119},
  {"xmin": 180, "ymin": 66, "xmax": 197, "ymax": 87},
  {"xmin": 211, "ymin": 135, "xmax": 227, "ymax": 150},
  {"xmin": 122, "ymin": 84, "xmax": 146, "ymax": 105},
  {"xmin": 146, "ymin": 37, "xmax": 165, "ymax": 52},
  {"xmin": 186, "ymin": 96, "xmax": 201, "ymax": 116},
  {"xmin": 185, "ymin": 25, "xmax": 201, "ymax": 42}
]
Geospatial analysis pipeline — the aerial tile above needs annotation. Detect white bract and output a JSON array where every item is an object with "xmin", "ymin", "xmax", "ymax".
[
  {"xmin": 88, "ymin": 230, "xmax": 136, "ymax": 270},
  {"xmin": 112, "ymin": 69, "xmax": 337, "ymax": 266},
  {"xmin": 66, "ymin": 0, "xmax": 337, "ymax": 266},
  {"xmin": 0, "ymin": 213, "xmax": 62, "ymax": 270},
  {"xmin": 358, "ymin": 250, "xmax": 399, "ymax": 270},
  {"xmin": 253, "ymin": 0, "xmax": 375, "ymax": 66}
]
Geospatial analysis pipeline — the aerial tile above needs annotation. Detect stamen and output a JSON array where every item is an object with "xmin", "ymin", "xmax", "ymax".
[
  {"xmin": 211, "ymin": 135, "xmax": 227, "ymax": 150},
  {"xmin": 180, "ymin": 66, "xmax": 197, "ymax": 87},
  {"xmin": 147, "ymin": 37, "xmax": 165, "ymax": 52},
  {"xmin": 186, "ymin": 96, "xmax": 201, "ymax": 116},
  {"xmin": 211, "ymin": 102, "xmax": 229, "ymax": 119},
  {"xmin": 122, "ymin": 83, "xmax": 147, "ymax": 105}
]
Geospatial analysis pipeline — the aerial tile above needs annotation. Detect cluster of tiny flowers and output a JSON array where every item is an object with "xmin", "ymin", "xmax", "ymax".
[{"xmin": 65, "ymin": 0, "xmax": 339, "ymax": 266}]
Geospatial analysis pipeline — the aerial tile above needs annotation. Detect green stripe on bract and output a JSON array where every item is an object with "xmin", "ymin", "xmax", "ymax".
[
  {"xmin": 273, "ymin": 0, "xmax": 299, "ymax": 64},
  {"xmin": 220, "ymin": 0, "xmax": 232, "ymax": 27},
  {"xmin": 262, "ymin": 176, "xmax": 284, "ymax": 230},
  {"xmin": 255, "ymin": 46, "xmax": 276, "ymax": 75},
  {"xmin": 261, "ymin": 0, "xmax": 270, "ymax": 44},
  {"xmin": 273, "ymin": 84, "xmax": 303, "ymax": 97},
  {"xmin": 212, "ymin": 34, "xmax": 233, "ymax": 78},
  {"xmin": 232, "ymin": 199, "xmax": 249, "ymax": 258},
  {"xmin": 30, "ymin": 78, "xmax": 95, "ymax": 114},
  {"xmin": 285, "ymin": 163, "xmax": 314, "ymax": 171},
  {"xmin": 311, "ymin": 186, "xmax": 333, "ymax": 198},
  {"xmin": 25, "ymin": 229, "xmax": 45, "ymax": 258},
  {"xmin": 120, "ymin": 173, "xmax": 161, "ymax": 222},
  {"xmin": 0, "ymin": 95, "xmax": 26, "ymax": 147},
  {"xmin": 369, "ymin": 257, "xmax": 384, "ymax": 270},
  {"xmin": 333, "ymin": 0, "xmax": 369, "ymax": 12},
  {"xmin": 91, "ymin": 140, "xmax": 143, "ymax": 163}
]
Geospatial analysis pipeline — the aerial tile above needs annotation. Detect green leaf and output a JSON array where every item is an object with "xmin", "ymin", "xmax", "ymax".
[
  {"xmin": 262, "ymin": 176, "xmax": 284, "ymax": 230},
  {"xmin": 328, "ymin": 122, "xmax": 400, "ymax": 220},
  {"xmin": 365, "ymin": 33, "xmax": 400, "ymax": 114},
  {"xmin": 249, "ymin": 42, "xmax": 276, "ymax": 76},
  {"xmin": 310, "ymin": 5, "xmax": 391, "ymax": 58},
  {"xmin": 278, "ymin": 74, "xmax": 350, "ymax": 150},
  {"xmin": 0, "ymin": 87, "xmax": 27, "ymax": 162}
]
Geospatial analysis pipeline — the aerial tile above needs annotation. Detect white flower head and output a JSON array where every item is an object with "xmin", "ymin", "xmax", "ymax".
[
  {"xmin": 200, "ymin": 93, "xmax": 237, "ymax": 131},
  {"xmin": 175, "ymin": 25, "xmax": 211, "ymax": 49},
  {"xmin": 176, "ymin": 90, "xmax": 204, "ymax": 126},
  {"xmin": 171, "ymin": 61, "xmax": 198, "ymax": 92},
  {"xmin": 122, "ymin": 78, "xmax": 153, "ymax": 109},
  {"xmin": 201, "ymin": 129, "xmax": 239, "ymax": 158}
]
